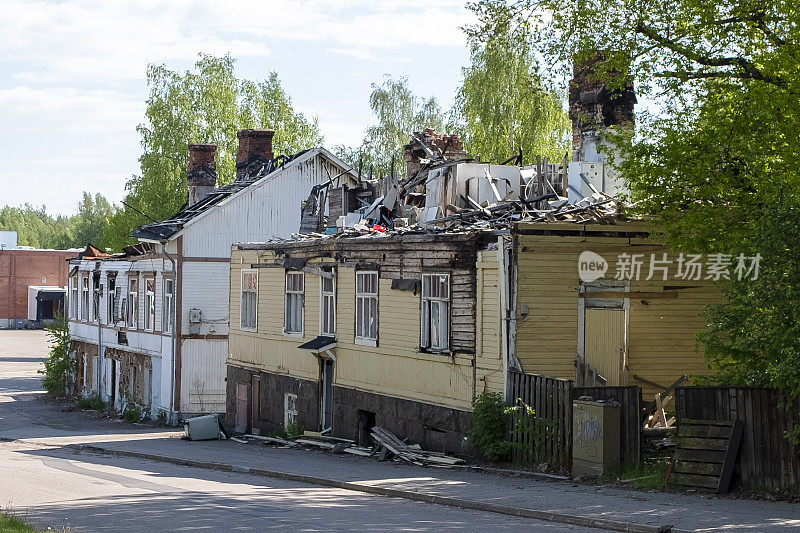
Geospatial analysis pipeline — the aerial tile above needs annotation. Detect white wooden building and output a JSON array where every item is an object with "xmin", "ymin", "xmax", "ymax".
[{"xmin": 68, "ymin": 130, "xmax": 357, "ymax": 421}]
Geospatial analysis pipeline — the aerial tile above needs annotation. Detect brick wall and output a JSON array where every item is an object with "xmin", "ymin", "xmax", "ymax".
[{"xmin": 0, "ymin": 249, "xmax": 74, "ymax": 321}]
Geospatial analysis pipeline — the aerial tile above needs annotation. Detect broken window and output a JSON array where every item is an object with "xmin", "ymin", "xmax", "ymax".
[
  {"xmin": 127, "ymin": 277, "xmax": 138, "ymax": 329},
  {"xmin": 81, "ymin": 274, "xmax": 89, "ymax": 321},
  {"xmin": 421, "ymin": 273, "xmax": 450, "ymax": 351},
  {"xmin": 144, "ymin": 276, "xmax": 156, "ymax": 331},
  {"xmin": 92, "ymin": 273, "xmax": 100, "ymax": 323},
  {"xmin": 69, "ymin": 274, "xmax": 78, "ymax": 319},
  {"xmin": 320, "ymin": 271, "xmax": 335, "ymax": 336},
  {"xmin": 107, "ymin": 274, "xmax": 116, "ymax": 325},
  {"xmin": 284, "ymin": 271, "xmax": 304, "ymax": 334},
  {"xmin": 284, "ymin": 392, "xmax": 298, "ymax": 429},
  {"xmin": 355, "ymin": 271, "xmax": 378, "ymax": 345},
  {"xmin": 240, "ymin": 270, "xmax": 258, "ymax": 331},
  {"xmin": 163, "ymin": 278, "xmax": 174, "ymax": 333}
]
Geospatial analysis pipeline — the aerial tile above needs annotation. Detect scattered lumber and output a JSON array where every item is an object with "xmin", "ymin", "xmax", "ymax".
[
  {"xmin": 243, "ymin": 434, "xmax": 297, "ymax": 447},
  {"xmin": 370, "ymin": 426, "xmax": 465, "ymax": 467}
]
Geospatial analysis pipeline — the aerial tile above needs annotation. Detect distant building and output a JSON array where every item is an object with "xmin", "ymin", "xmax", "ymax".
[{"xmin": 0, "ymin": 231, "xmax": 77, "ymax": 329}]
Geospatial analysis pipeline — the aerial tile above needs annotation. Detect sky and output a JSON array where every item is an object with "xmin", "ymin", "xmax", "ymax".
[{"xmin": 0, "ymin": 0, "xmax": 478, "ymax": 216}]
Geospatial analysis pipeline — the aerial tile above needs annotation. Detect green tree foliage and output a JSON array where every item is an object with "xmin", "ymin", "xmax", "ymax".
[
  {"xmin": 111, "ymin": 54, "xmax": 323, "ymax": 249},
  {"xmin": 335, "ymin": 76, "xmax": 446, "ymax": 177},
  {"xmin": 40, "ymin": 313, "xmax": 75, "ymax": 395},
  {"xmin": 512, "ymin": 0, "xmax": 800, "ymax": 399},
  {"xmin": 0, "ymin": 193, "xmax": 116, "ymax": 250},
  {"xmin": 470, "ymin": 391, "xmax": 511, "ymax": 461},
  {"xmin": 453, "ymin": 1, "xmax": 570, "ymax": 163}
]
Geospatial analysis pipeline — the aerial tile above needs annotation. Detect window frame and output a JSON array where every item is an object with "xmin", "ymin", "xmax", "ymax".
[
  {"xmin": 284, "ymin": 392, "xmax": 298, "ymax": 429},
  {"xmin": 163, "ymin": 277, "xmax": 174, "ymax": 334},
  {"xmin": 80, "ymin": 274, "xmax": 90, "ymax": 321},
  {"xmin": 240, "ymin": 269, "xmax": 258, "ymax": 332},
  {"xmin": 354, "ymin": 270, "xmax": 379, "ymax": 346},
  {"xmin": 69, "ymin": 274, "xmax": 78, "ymax": 319},
  {"xmin": 91, "ymin": 273, "xmax": 100, "ymax": 323},
  {"xmin": 126, "ymin": 276, "xmax": 139, "ymax": 329},
  {"xmin": 283, "ymin": 271, "xmax": 305, "ymax": 335},
  {"xmin": 319, "ymin": 270, "xmax": 335, "ymax": 336},
  {"xmin": 143, "ymin": 275, "xmax": 156, "ymax": 332},
  {"xmin": 106, "ymin": 273, "xmax": 117, "ymax": 325},
  {"xmin": 421, "ymin": 272, "xmax": 451, "ymax": 352}
]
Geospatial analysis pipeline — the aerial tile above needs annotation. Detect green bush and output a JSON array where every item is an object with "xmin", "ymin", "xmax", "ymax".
[
  {"xmin": 285, "ymin": 419, "xmax": 304, "ymax": 438},
  {"xmin": 470, "ymin": 391, "xmax": 510, "ymax": 461},
  {"xmin": 77, "ymin": 394, "xmax": 106, "ymax": 410},
  {"xmin": 123, "ymin": 404, "xmax": 142, "ymax": 423},
  {"xmin": 40, "ymin": 313, "xmax": 75, "ymax": 395}
]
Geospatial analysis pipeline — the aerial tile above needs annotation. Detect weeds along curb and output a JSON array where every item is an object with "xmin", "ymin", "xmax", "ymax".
[{"xmin": 63, "ymin": 443, "xmax": 685, "ymax": 533}]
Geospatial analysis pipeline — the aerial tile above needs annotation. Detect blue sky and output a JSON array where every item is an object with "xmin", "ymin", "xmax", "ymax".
[{"xmin": 0, "ymin": 0, "xmax": 478, "ymax": 215}]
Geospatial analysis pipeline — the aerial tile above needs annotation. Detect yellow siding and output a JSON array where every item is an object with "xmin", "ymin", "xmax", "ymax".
[
  {"xmin": 228, "ymin": 247, "xmax": 504, "ymax": 412},
  {"xmin": 514, "ymin": 234, "xmax": 717, "ymax": 397}
]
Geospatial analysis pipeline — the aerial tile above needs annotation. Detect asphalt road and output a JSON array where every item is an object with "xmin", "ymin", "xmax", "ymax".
[{"xmin": 0, "ymin": 330, "xmax": 600, "ymax": 532}]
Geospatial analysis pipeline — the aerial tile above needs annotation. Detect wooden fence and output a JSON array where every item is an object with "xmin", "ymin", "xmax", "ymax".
[
  {"xmin": 572, "ymin": 386, "xmax": 643, "ymax": 467},
  {"xmin": 675, "ymin": 387, "xmax": 800, "ymax": 492},
  {"xmin": 506, "ymin": 370, "xmax": 573, "ymax": 469}
]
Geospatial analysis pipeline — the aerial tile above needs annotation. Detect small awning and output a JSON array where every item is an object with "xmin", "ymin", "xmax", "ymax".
[
  {"xmin": 36, "ymin": 291, "xmax": 65, "ymax": 301},
  {"xmin": 297, "ymin": 336, "xmax": 337, "ymax": 353}
]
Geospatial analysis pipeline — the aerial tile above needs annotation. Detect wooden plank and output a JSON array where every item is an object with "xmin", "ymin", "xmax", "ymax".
[
  {"xmin": 673, "ymin": 461, "xmax": 723, "ymax": 477},
  {"xmin": 674, "ymin": 448, "xmax": 726, "ymax": 464},
  {"xmin": 676, "ymin": 437, "xmax": 731, "ymax": 451},
  {"xmin": 670, "ymin": 473, "xmax": 721, "ymax": 490},
  {"xmin": 718, "ymin": 420, "xmax": 744, "ymax": 493},
  {"xmin": 677, "ymin": 424, "xmax": 734, "ymax": 439}
]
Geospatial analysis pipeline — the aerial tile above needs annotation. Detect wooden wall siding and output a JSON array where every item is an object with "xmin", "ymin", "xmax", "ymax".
[
  {"xmin": 514, "ymin": 233, "xmax": 717, "ymax": 397},
  {"xmin": 228, "ymin": 241, "xmax": 504, "ymax": 413},
  {"xmin": 572, "ymin": 386, "xmax": 642, "ymax": 467},
  {"xmin": 476, "ymin": 251, "xmax": 504, "ymax": 394},
  {"xmin": 675, "ymin": 387, "xmax": 800, "ymax": 492},
  {"xmin": 507, "ymin": 370, "xmax": 574, "ymax": 469}
]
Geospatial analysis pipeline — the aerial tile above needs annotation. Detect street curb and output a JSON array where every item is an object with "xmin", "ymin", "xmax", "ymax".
[{"xmin": 62, "ymin": 443, "xmax": 687, "ymax": 533}]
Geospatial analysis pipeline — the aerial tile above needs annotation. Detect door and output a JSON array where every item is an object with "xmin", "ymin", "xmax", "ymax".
[
  {"xmin": 250, "ymin": 375, "xmax": 260, "ymax": 435},
  {"xmin": 235, "ymin": 383, "xmax": 248, "ymax": 434},
  {"xmin": 584, "ymin": 308, "xmax": 626, "ymax": 386},
  {"xmin": 320, "ymin": 359, "xmax": 334, "ymax": 432}
]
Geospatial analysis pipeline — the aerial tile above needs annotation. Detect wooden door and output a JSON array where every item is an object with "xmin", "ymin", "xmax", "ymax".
[
  {"xmin": 584, "ymin": 308, "xmax": 626, "ymax": 386},
  {"xmin": 320, "ymin": 359, "xmax": 333, "ymax": 432},
  {"xmin": 235, "ymin": 383, "xmax": 248, "ymax": 433}
]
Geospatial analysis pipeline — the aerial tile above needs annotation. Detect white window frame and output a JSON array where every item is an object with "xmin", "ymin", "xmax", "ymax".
[
  {"xmin": 144, "ymin": 276, "xmax": 156, "ymax": 331},
  {"xmin": 163, "ymin": 278, "xmax": 174, "ymax": 333},
  {"xmin": 69, "ymin": 275, "xmax": 78, "ymax": 319},
  {"xmin": 240, "ymin": 269, "xmax": 258, "ymax": 332},
  {"xmin": 91, "ymin": 274, "xmax": 100, "ymax": 323},
  {"xmin": 355, "ymin": 271, "xmax": 378, "ymax": 346},
  {"xmin": 284, "ymin": 271, "xmax": 305, "ymax": 335},
  {"xmin": 320, "ymin": 271, "xmax": 335, "ymax": 336},
  {"xmin": 127, "ymin": 276, "xmax": 138, "ymax": 329},
  {"xmin": 284, "ymin": 392, "xmax": 298, "ymax": 428},
  {"xmin": 107, "ymin": 274, "xmax": 116, "ymax": 325},
  {"xmin": 421, "ymin": 273, "xmax": 450, "ymax": 352},
  {"xmin": 80, "ymin": 274, "xmax": 89, "ymax": 321}
]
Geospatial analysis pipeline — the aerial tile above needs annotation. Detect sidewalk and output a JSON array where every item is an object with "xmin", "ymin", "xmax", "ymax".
[{"xmin": 8, "ymin": 419, "xmax": 798, "ymax": 533}]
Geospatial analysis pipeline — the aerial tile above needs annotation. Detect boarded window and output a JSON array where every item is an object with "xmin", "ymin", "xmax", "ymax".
[
  {"xmin": 144, "ymin": 277, "xmax": 156, "ymax": 331},
  {"xmin": 355, "ymin": 271, "xmax": 378, "ymax": 343},
  {"xmin": 320, "ymin": 272, "xmax": 335, "ymax": 336},
  {"xmin": 240, "ymin": 270, "xmax": 258, "ymax": 331},
  {"xmin": 284, "ymin": 271, "xmax": 304, "ymax": 334},
  {"xmin": 421, "ymin": 273, "xmax": 450, "ymax": 351},
  {"xmin": 163, "ymin": 278, "xmax": 174, "ymax": 333},
  {"xmin": 127, "ymin": 277, "xmax": 138, "ymax": 329}
]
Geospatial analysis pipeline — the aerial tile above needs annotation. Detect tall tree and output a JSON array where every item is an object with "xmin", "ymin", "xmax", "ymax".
[
  {"xmin": 508, "ymin": 0, "xmax": 800, "ymax": 403},
  {"xmin": 335, "ymin": 76, "xmax": 446, "ymax": 177},
  {"xmin": 110, "ymin": 54, "xmax": 323, "ymax": 250},
  {"xmin": 453, "ymin": 1, "xmax": 569, "ymax": 163}
]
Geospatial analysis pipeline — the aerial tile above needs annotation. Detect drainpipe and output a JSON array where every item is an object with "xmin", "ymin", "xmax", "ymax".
[
  {"xmin": 497, "ymin": 237, "xmax": 510, "ymax": 401},
  {"xmin": 162, "ymin": 242, "xmax": 177, "ymax": 424},
  {"xmin": 94, "ymin": 261, "xmax": 103, "ymax": 399}
]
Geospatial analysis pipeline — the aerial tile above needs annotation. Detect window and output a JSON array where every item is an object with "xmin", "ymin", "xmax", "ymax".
[
  {"xmin": 240, "ymin": 270, "xmax": 258, "ymax": 331},
  {"xmin": 107, "ymin": 274, "xmax": 117, "ymax": 324},
  {"xmin": 163, "ymin": 278, "xmax": 174, "ymax": 333},
  {"xmin": 127, "ymin": 277, "xmax": 138, "ymax": 328},
  {"xmin": 421, "ymin": 273, "xmax": 450, "ymax": 351},
  {"xmin": 320, "ymin": 272, "xmax": 335, "ymax": 336},
  {"xmin": 80, "ymin": 274, "xmax": 89, "ymax": 321},
  {"xmin": 92, "ymin": 273, "xmax": 100, "ymax": 323},
  {"xmin": 355, "ymin": 271, "xmax": 378, "ymax": 344},
  {"xmin": 144, "ymin": 276, "xmax": 156, "ymax": 331},
  {"xmin": 284, "ymin": 271, "xmax": 304, "ymax": 334},
  {"xmin": 284, "ymin": 392, "xmax": 298, "ymax": 428},
  {"xmin": 69, "ymin": 275, "xmax": 78, "ymax": 319}
]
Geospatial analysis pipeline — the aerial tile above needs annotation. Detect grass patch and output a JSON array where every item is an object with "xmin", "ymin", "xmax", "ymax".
[
  {"xmin": 77, "ymin": 395, "xmax": 106, "ymax": 411},
  {"xmin": 617, "ymin": 461, "xmax": 670, "ymax": 490},
  {"xmin": 0, "ymin": 513, "xmax": 38, "ymax": 532}
]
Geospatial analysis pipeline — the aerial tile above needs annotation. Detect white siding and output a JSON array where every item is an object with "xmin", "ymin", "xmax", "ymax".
[
  {"xmin": 180, "ymin": 262, "xmax": 230, "ymax": 335},
  {"xmin": 180, "ymin": 338, "xmax": 227, "ymax": 414}
]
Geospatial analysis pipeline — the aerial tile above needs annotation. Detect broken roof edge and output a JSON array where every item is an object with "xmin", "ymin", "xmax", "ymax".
[{"xmin": 235, "ymin": 229, "xmax": 489, "ymax": 251}]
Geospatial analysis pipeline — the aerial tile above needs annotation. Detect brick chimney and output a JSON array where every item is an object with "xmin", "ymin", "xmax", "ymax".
[
  {"xmin": 187, "ymin": 143, "xmax": 217, "ymax": 206},
  {"xmin": 236, "ymin": 129, "xmax": 275, "ymax": 179},
  {"xmin": 403, "ymin": 129, "xmax": 466, "ymax": 180},
  {"xmin": 568, "ymin": 53, "xmax": 636, "ymax": 163}
]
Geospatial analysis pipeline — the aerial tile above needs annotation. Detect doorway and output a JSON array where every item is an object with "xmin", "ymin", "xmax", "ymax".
[
  {"xmin": 250, "ymin": 375, "xmax": 260, "ymax": 435},
  {"xmin": 235, "ymin": 383, "xmax": 248, "ymax": 434},
  {"xmin": 584, "ymin": 307, "xmax": 626, "ymax": 386},
  {"xmin": 320, "ymin": 359, "xmax": 334, "ymax": 432}
]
